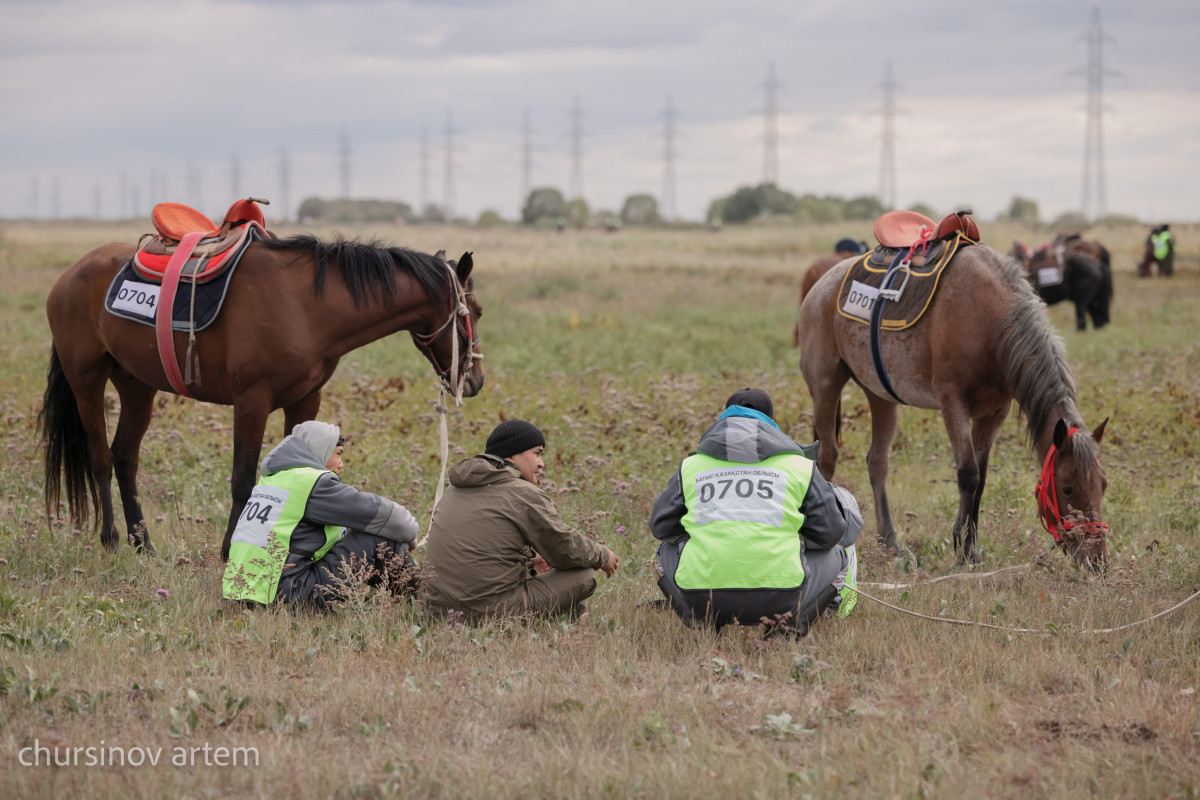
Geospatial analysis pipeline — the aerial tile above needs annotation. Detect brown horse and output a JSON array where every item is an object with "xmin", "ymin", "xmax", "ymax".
[
  {"xmin": 39, "ymin": 235, "xmax": 485, "ymax": 560},
  {"xmin": 797, "ymin": 244, "xmax": 1108, "ymax": 568}
]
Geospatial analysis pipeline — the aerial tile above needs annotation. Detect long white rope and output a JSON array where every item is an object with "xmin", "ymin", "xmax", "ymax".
[{"xmin": 853, "ymin": 562, "xmax": 1200, "ymax": 635}]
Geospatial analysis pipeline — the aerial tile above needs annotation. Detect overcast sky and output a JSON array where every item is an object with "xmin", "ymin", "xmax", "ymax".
[{"xmin": 2, "ymin": 0, "xmax": 1198, "ymax": 223}]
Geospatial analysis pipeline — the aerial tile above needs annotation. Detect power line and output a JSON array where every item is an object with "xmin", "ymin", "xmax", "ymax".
[
  {"xmin": 1078, "ymin": 7, "xmax": 1117, "ymax": 220},
  {"xmin": 761, "ymin": 63, "xmax": 780, "ymax": 185},
  {"xmin": 521, "ymin": 109, "xmax": 534, "ymax": 212},
  {"xmin": 662, "ymin": 95, "xmax": 678, "ymax": 220},
  {"xmin": 419, "ymin": 129, "xmax": 430, "ymax": 215},
  {"xmin": 569, "ymin": 96, "xmax": 585, "ymax": 201},
  {"xmin": 278, "ymin": 146, "xmax": 291, "ymax": 222},
  {"xmin": 339, "ymin": 130, "xmax": 351, "ymax": 199},
  {"xmin": 879, "ymin": 62, "xmax": 898, "ymax": 211},
  {"xmin": 443, "ymin": 110, "xmax": 457, "ymax": 219}
]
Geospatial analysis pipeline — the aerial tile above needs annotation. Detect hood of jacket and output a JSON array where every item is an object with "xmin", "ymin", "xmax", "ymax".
[
  {"xmin": 695, "ymin": 415, "xmax": 818, "ymax": 464},
  {"xmin": 260, "ymin": 435, "xmax": 328, "ymax": 477},
  {"xmin": 448, "ymin": 454, "xmax": 525, "ymax": 488}
]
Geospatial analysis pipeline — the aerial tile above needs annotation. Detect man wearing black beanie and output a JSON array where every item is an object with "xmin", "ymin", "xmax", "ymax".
[{"xmin": 423, "ymin": 420, "xmax": 619, "ymax": 621}]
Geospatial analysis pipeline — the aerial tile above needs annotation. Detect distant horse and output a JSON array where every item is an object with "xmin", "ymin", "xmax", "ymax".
[
  {"xmin": 1010, "ymin": 240, "xmax": 1112, "ymax": 331},
  {"xmin": 792, "ymin": 240, "xmax": 868, "ymax": 346},
  {"xmin": 39, "ymin": 235, "xmax": 485, "ymax": 560},
  {"xmin": 798, "ymin": 245, "xmax": 1109, "ymax": 568},
  {"xmin": 792, "ymin": 256, "xmax": 843, "ymax": 346}
]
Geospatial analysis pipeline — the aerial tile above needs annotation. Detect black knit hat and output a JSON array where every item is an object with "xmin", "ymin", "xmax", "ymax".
[
  {"xmin": 725, "ymin": 387, "xmax": 774, "ymax": 419},
  {"xmin": 485, "ymin": 420, "xmax": 546, "ymax": 458}
]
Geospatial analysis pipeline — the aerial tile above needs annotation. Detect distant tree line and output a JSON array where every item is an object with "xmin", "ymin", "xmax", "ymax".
[{"xmin": 297, "ymin": 188, "xmax": 1147, "ymax": 230}]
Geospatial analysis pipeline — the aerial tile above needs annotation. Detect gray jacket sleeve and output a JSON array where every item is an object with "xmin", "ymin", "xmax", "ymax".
[
  {"xmin": 798, "ymin": 467, "xmax": 863, "ymax": 551},
  {"xmin": 649, "ymin": 468, "xmax": 689, "ymax": 543},
  {"xmin": 305, "ymin": 475, "xmax": 419, "ymax": 544}
]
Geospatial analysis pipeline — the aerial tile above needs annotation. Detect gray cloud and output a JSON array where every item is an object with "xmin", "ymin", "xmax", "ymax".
[{"xmin": 2, "ymin": 0, "xmax": 1198, "ymax": 221}]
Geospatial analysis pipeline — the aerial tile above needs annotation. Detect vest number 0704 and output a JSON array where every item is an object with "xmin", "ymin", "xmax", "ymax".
[
  {"xmin": 240, "ymin": 501, "xmax": 274, "ymax": 524},
  {"xmin": 698, "ymin": 478, "xmax": 774, "ymax": 503}
]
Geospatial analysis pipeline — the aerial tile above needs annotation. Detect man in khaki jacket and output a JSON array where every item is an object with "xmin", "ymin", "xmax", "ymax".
[{"xmin": 423, "ymin": 420, "xmax": 619, "ymax": 621}]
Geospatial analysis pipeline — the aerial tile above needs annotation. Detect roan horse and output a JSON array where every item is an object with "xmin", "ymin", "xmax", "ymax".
[
  {"xmin": 39, "ymin": 234, "xmax": 485, "ymax": 561},
  {"xmin": 797, "ymin": 244, "xmax": 1109, "ymax": 568}
]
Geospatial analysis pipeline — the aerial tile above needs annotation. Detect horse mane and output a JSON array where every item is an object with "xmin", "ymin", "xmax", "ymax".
[
  {"xmin": 989, "ymin": 248, "xmax": 1098, "ymax": 475},
  {"xmin": 259, "ymin": 234, "xmax": 450, "ymax": 308}
]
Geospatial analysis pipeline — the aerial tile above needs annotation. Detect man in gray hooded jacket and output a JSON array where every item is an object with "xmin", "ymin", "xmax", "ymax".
[
  {"xmin": 223, "ymin": 420, "xmax": 420, "ymax": 609},
  {"xmin": 650, "ymin": 388, "xmax": 862, "ymax": 636}
]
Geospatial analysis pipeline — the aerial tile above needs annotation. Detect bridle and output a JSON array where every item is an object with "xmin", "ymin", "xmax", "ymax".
[
  {"xmin": 1034, "ymin": 425, "xmax": 1108, "ymax": 543},
  {"xmin": 410, "ymin": 262, "xmax": 482, "ymax": 407},
  {"xmin": 410, "ymin": 258, "xmax": 484, "ymax": 546}
]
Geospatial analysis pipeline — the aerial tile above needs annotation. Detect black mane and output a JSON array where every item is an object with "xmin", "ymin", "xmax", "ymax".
[{"xmin": 259, "ymin": 234, "xmax": 449, "ymax": 308}]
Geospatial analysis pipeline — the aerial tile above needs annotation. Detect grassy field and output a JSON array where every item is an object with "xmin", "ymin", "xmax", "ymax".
[{"xmin": 0, "ymin": 218, "xmax": 1197, "ymax": 799}]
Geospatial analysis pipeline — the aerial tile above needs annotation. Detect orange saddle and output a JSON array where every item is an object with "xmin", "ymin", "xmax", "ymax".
[
  {"xmin": 135, "ymin": 198, "xmax": 270, "ymax": 283},
  {"xmin": 874, "ymin": 209, "xmax": 981, "ymax": 248},
  {"xmin": 151, "ymin": 197, "xmax": 268, "ymax": 241}
]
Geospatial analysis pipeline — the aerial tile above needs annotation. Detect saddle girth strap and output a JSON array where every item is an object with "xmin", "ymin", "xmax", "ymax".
[
  {"xmin": 868, "ymin": 251, "xmax": 907, "ymax": 404},
  {"xmin": 155, "ymin": 231, "xmax": 205, "ymax": 398}
]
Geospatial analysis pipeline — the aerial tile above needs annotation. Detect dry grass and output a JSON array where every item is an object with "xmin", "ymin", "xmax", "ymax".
[{"xmin": 0, "ymin": 220, "xmax": 1198, "ymax": 798}]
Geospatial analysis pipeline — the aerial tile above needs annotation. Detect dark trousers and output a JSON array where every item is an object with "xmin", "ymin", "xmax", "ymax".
[
  {"xmin": 276, "ymin": 530, "xmax": 416, "ymax": 610},
  {"xmin": 655, "ymin": 538, "xmax": 846, "ymax": 636}
]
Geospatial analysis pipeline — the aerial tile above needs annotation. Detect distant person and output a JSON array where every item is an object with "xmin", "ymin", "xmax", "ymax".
[
  {"xmin": 650, "ymin": 388, "xmax": 862, "ymax": 637},
  {"xmin": 222, "ymin": 421, "xmax": 419, "ymax": 610},
  {"xmin": 422, "ymin": 420, "xmax": 619, "ymax": 621},
  {"xmin": 1148, "ymin": 224, "xmax": 1175, "ymax": 277}
]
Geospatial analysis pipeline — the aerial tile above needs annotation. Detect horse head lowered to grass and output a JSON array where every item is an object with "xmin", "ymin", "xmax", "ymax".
[
  {"xmin": 39, "ymin": 199, "xmax": 485, "ymax": 560},
  {"xmin": 797, "ymin": 211, "xmax": 1108, "ymax": 569}
]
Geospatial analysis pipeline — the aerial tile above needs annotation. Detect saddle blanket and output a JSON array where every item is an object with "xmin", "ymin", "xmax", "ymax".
[
  {"xmin": 105, "ymin": 250, "xmax": 242, "ymax": 332},
  {"xmin": 836, "ymin": 232, "xmax": 974, "ymax": 330}
]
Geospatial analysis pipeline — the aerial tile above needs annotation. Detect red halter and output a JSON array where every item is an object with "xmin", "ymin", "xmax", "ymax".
[{"xmin": 1034, "ymin": 425, "xmax": 1108, "ymax": 542}]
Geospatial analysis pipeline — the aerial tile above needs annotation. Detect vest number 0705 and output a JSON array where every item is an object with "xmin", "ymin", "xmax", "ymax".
[
  {"xmin": 240, "ymin": 501, "xmax": 274, "ymax": 524},
  {"xmin": 698, "ymin": 478, "xmax": 774, "ymax": 503}
]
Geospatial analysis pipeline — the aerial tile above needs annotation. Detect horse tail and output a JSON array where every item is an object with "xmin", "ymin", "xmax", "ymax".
[{"xmin": 37, "ymin": 345, "xmax": 97, "ymax": 527}]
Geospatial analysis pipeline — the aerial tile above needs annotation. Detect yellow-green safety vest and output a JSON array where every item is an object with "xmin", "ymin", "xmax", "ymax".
[
  {"xmin": 675, "ymin": 452, "xmax": 812, "ymax": 590},
  {"xmin": 222, "ymin": 467, "xmax": 342, "ymax": 604}
]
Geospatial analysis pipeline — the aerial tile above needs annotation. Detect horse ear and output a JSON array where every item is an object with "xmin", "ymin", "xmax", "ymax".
[
  {"xmin": 1092, "ymin": 417, "xmax": 1108, "ymax": 445},
  {"xmin": 434, "ymin": 249, "xmax": 447, "ymax": 263},
  {"xmin": 455, "ymin": 252, "xmax": 474, "ymax": 282},
  {"xmin": 1053, "ymin": 419, "xmax": 1070, "ymax": 449}
]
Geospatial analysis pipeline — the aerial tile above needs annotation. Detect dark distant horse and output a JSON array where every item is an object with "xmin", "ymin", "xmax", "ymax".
[
  {"xmin": 1010, "ymin": 238, "xmax": 1112, "ymax": 331},
  {"xmin": 798, "ymin": 245, "xmax": 1109, "ymax": 568},
  {"xmin": 39, "ymin": 235, "xmax": 485, "ymax": 560}
]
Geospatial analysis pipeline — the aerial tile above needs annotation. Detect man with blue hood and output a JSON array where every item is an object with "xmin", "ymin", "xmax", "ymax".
[
  {"xmin": 650, "ymin": 388, "xmax": 862, "ymax": 636},
  {"xmin": 222, "ymin": 420, "xmax": 420, "ymax": 609}
]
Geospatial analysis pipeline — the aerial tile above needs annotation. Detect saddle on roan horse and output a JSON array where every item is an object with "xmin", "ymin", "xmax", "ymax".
[
  {"xmin": 836, "ymin": 209, "xmax": 982, "ymax": 403},
  {"xmin": 837, "ymin": 209, "xmax": 981, "ymax": 330},
  {"xmin": 112, "ymin": 198, "xmax": 271, "ymax": 398}
]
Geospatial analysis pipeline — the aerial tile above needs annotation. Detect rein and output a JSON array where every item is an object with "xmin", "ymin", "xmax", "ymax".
[
  {"xmin": 409, "ymin": 262, "xmax": 484, "ymax": 544},
  {"xmin": 1034, "ymin": 425, "xmax": 1108, "ymax": 542}
]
